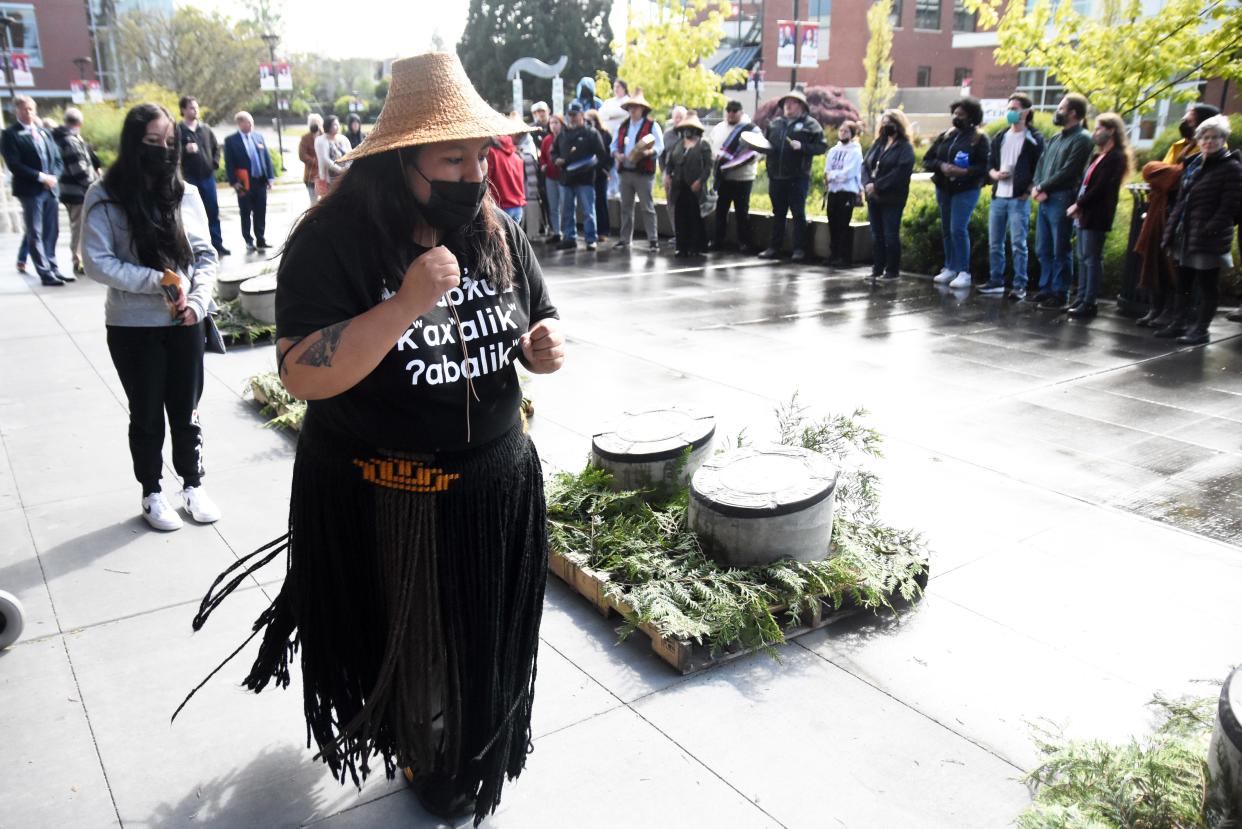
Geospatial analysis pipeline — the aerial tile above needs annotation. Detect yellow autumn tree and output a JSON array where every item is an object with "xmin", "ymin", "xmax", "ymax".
[
  {"xmin": 614, "ymin": 0, "xmax": 749, "ymax": 115},
  {"xmin": 859, "ymin": 0, "xmax": 898, "ymax": 133},
  {"xmin": 963, "ymin": 0, "xmax": 1242, "ymax": 116}
]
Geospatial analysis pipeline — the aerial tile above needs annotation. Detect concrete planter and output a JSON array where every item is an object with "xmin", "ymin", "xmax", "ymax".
[
  {"xmin": 216, "ymin": 264, "xmax": 271, "ymax": 302},
  {"xmin": 592, "ymin": 408, "xmax": 715, "ymax": 494},
  {"xmin": 689, "ymin": 444, "xmax": 839, "ymax": 569},
  {"xmin": 239, "ymin": 274, "xmax": 277, "ymax": 324}
]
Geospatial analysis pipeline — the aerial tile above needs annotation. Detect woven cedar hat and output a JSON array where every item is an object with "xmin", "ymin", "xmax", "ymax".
[
  {"xmin": 677, "ymin": 113, "xmax": 706, "ymax": 133},
  {"xmin": 342, "ymin": 52, "xmax": 529, "ymax": 163},
  {"xmin": 621, "ymin": 93, "xmax": 653, "ymax": 114}
]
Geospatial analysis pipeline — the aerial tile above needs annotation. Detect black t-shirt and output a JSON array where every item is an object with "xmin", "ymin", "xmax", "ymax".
[{"xmin": 276, "ymin": 208, "xmax": 558, "ymax": 452}]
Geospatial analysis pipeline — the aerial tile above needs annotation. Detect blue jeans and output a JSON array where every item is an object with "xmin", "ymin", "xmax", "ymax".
[
  {"xmin": 503, "ymin": 205, "xmax": 524, "ymax": 223},
  {"xmin": 768, "ymin": 176, "xmax": 811, "ymax": 252},
  {"xmin": 987, "ymin": 196, "xmax": 1031, "ymax": 289},
  {"xmin": 19, "ymin": 189, "xmax": 60, "ymax": 279},
  {"xmin": 546, "ymin": 180, "xmax": 563, "ymax": 235},
  {"xmin": 560, "ymin": 182, "xmax": 596, "ymax": 242},
  {"xmin": 185, "ymin": 174, "xmax": 223, "ymax": 248},
  {"xmin": 1075, "ymin": 228, "xmax": 1106, "ymax": 304},
  {"xmin": 867, "ymin": 201, "xmax": 903, "ymax": 276},
  {"xmin": 1035, "ymin": 190, "xmax": 1075, "ymax": 296},
  {"xmin": 935, "ymin": 186, "xmax": 981, "ymax": 274}
]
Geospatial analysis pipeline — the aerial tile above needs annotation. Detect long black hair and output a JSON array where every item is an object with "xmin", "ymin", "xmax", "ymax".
[
  {"xmin": 100, "ymin": 104, "xmax": 193, "ymax": 271},
  {"xmin": 285, "ymin": 145, "xmax": 514, "ymax": 296}
]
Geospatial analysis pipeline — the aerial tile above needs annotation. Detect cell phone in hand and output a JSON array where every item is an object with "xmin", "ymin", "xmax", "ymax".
[{"xmin": 160, "ymin": 269, "xmax": 182, "ymax": 320}]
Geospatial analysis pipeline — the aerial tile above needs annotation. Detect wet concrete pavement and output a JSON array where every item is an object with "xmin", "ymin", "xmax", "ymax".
[{"xmin": 1, "ymin": 179, "xmax": 1240, "ymax": 828}]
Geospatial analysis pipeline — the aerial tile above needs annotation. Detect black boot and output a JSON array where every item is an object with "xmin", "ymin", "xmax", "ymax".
[
  {"xmin": 406, "ymin": 768, "xmax": 478, "ymax": 822},
  {"xmin": 1176, "ymin": 327, "xmax": 1210, "ymax": 345}
]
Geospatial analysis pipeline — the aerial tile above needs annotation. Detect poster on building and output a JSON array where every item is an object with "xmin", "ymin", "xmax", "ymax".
[
  {"xmin": 799, "ymin": 23, "xmax": 820, "ymax": 67},
  {"xmin": 87, "ymin": 80, "xmax": 103, "ymax": 103},
  {"xmin": 275, "ymin": 62, "xmax": 292, "ymax": 90},
  {"xmin": 259, "ymin": 62, "xmax": 275, "ymax": 91},
  {"xmin": 776, "ymin": 20, "xmax": 796, "ymax": 68},
  {"xmin": 70, "ymin": 80, "xmax": 85, "ymax": 104},
  {"xmin": 8, "ymin": 53, "xmax": 33, "ymax": 87}
]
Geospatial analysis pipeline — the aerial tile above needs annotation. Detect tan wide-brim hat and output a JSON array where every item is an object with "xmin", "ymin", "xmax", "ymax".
[
  {"xmin": 342, "ymin": 52, "xmax": 529, "ymax": 163},
  {"xmin": 677, "ymin": 113, "xmax": 706, "ymax": 133},
  {"xmin": 775, "ymin": 89, "xmax": 809, "ymax": 110},
  {"xmin": 621, "ymin": 93, "xmax": 653, "ymax": 114}
]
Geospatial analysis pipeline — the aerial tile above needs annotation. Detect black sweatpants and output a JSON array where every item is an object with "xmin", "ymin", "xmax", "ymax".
[
  {"xmin": 673, "ymin": 182, "xmax": 706, "ymax": 254},
  {"xmin": 714, "ymin": 179, "xmax": 753, "ymax": 249},
  {"xmin": 106, "ymin": 323, "xmax": 206, "ymax": 495},
  {"xmin": 826, "ymin": 190, "xmax": 857, "ymax": 264}
]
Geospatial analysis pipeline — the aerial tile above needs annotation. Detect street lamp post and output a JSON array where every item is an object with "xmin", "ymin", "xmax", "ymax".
[
  {"xmin": 0, "ymin": 14, "xmax": 17, "ymax": 104},
  {"xmin": 0, "ymin": 14, "xmax": 20, "ymax": 232},
  {"xmin": 260, "ymin": 32, "xmax": 284, "ymax": 157}
]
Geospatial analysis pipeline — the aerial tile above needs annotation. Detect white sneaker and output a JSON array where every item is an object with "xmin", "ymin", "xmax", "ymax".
[
  {"xmin": 933, "ymin": 268, "xmax": 955, "ymax": 284},
  {"xmin": 949, "ymin": 271, "xmax": 973, "ymax": 289},
  {"xmin": 182, "ymin": 486, "xmax": 222, "ymax": 524},
  {"xmin": 142, "ymin": 492, "xmax": 183, "ymax": 532}
]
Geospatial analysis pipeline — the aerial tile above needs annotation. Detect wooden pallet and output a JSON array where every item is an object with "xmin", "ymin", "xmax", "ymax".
[{"xmin": 547, "ymin": 549, "xmax": 868, "ymax": 675}]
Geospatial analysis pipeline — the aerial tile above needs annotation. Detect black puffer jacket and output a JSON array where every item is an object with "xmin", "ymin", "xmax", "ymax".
[{"xmin": 1162, "ymin": 149, "xmax": 1242, "ymax": 256}]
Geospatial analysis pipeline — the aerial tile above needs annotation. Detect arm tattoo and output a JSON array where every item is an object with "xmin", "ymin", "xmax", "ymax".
[
  {"xmin": 295, "ymin": 321, "xmax": 350, "ymax": 369},
  {"xmin": 277, "ymin": 337, "xmax": 304, "ymax": 378}
]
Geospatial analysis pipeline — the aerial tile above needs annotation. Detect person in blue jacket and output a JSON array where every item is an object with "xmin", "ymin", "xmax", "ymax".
[
  {"xmin": 1, "ymin": 96, "xmax": 67, "ymax": 285},
  {"xmin": 223, "ymin": 111, "xmax": 276, "ymax": 253},
  {"xmin": 575, "ymin": 76, "xmax": 602, "ymax": 111}
]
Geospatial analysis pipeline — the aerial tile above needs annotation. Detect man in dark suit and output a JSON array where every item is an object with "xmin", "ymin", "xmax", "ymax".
[
  {"xmin": 1, "ymin": 95, "xmax": 67, "ymax": 285},
  {"xmin": 223, "ymin": 111, "xmax": 275, "ymax": 253}
]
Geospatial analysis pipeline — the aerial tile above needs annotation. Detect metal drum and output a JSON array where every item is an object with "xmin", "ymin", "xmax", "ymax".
[
  {"xmin": 591, "ymin": 408, "xmax": 715, "ymax": 493},
  {"xmin": 689, "ymin": 444, "xmax": 838, "ymax": 568},
  {"xmin": 1208, "ymin": 666, "xmax": 1242, "ymax": 820},
  {"xmin": 239, "ymin": 274, "xmax": 277, "ymax": 324}
]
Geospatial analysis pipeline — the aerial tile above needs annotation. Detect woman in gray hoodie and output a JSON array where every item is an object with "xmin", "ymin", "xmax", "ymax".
[{"xmin": 82, "ymin": 103, "xmax": 220, "ymax": 532}]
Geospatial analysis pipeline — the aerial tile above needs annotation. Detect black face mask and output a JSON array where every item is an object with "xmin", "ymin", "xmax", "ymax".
[
  {"xmin": 1053, "ymin": 111, "xmax": 1067, "ymax": 127},
  {"xmin": 407, "ymin": 155, "xmax": 486, "ymax": 231},
  {"xmin": 1179, "ymin": 120, "xmax": 1195, "ymax": 139},
  {"xmin": 139, "ymin": 143, "xmax": 177, "ymax": 176},
  {"xmin": 881, "ymin": 123, "xmax": 896, "ymax": 137},
  {"xmin": 952, "ymin": 116, "xmax": 969, "ymax": 131}
]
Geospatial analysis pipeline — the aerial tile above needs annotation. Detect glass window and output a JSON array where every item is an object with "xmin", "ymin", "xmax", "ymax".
[
  {"xmin": 953, "ymin": 67, "xmax": 971, "ymax": 87},
  {"xmin": 0, "ymin": 3, "xmax": 42, "ymax": 68},
  {"xmin": 1015, "ymin": 66, "xmax": 1065, "ymax": 112},
  {"xmin": 953, "ymin": 0, "xmax": 976, "ymax": 31},
  {"xmin": 888, "ymin": 0, "xmax": 903, "ymax": 27},
  {"xmin": 915, "ymin": 0, "xmax": 941, "ymax": 30},
  {"xmin": 807, "ymin": 0, "xmax": 831, "ymax": 25},
  {"xmin": 916, "ymin": 65, "xmax": 932, "ymax": 87}
]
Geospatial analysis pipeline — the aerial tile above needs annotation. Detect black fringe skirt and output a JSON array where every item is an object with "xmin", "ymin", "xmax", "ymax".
[{"xmin": 182, "ymin": 411, "xmax": 548, "ymax": 825}]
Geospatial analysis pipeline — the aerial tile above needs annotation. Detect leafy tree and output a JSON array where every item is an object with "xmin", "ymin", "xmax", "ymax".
[
  {"xmin": 288, "ymin": 55, "xmax": 377, "ymax": 115},
  {"xmin": 859, "ymin": 0, "xmax": 897, "ymax": 133},
  {"xmin": 456, "ymin": 0, "xmax": 616, "ymax": 109},
  {"xmin": 241, "ymin": 0, "xmax": 284, "ymax": 35},
  {"xmin": 963, "ymin": 0, "xmax": 1242, "ymax": 116},
  {"xmin": 753, "ymin": 85, "xmax": 860, "ymax": 132},
  {"xmin": 114, "ymin": 7, "xmax": 267, "ymax": 123},
  {"xmin": 615, "ymin": 0, "xmax": 747, "ymax": 114}
]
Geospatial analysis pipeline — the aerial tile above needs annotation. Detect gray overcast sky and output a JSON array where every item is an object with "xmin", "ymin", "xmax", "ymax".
[{"xmin": 181, "ymin": 0, "xmax": 629, "ymax": 63}]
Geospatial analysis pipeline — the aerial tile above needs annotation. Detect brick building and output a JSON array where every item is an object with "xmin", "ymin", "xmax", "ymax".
[
  {"xmin": 716, "ymin": 0, "xmax": 1013, "ymax": 133},
  {"xmin": 0, "ymin": 0, "xmax": 96, "ymax": 103}
]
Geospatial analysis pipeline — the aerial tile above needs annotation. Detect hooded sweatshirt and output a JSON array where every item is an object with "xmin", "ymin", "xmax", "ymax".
[
  {"xmin": 486, "ymin": 135, "xmax": 526, "ymax": 209},
  {"xmin": 575, "ymin": 77, "xmax": 602, "ymax": 110}
]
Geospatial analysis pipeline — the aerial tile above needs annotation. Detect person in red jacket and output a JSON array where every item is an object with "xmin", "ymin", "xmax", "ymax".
[
  {"xmin": 539, "ymin": 114, "xmax": 564, "ymax": 243},
  {"xmin": 487, "ymin": 134, "xmax": 527, "ymax": 224}
]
